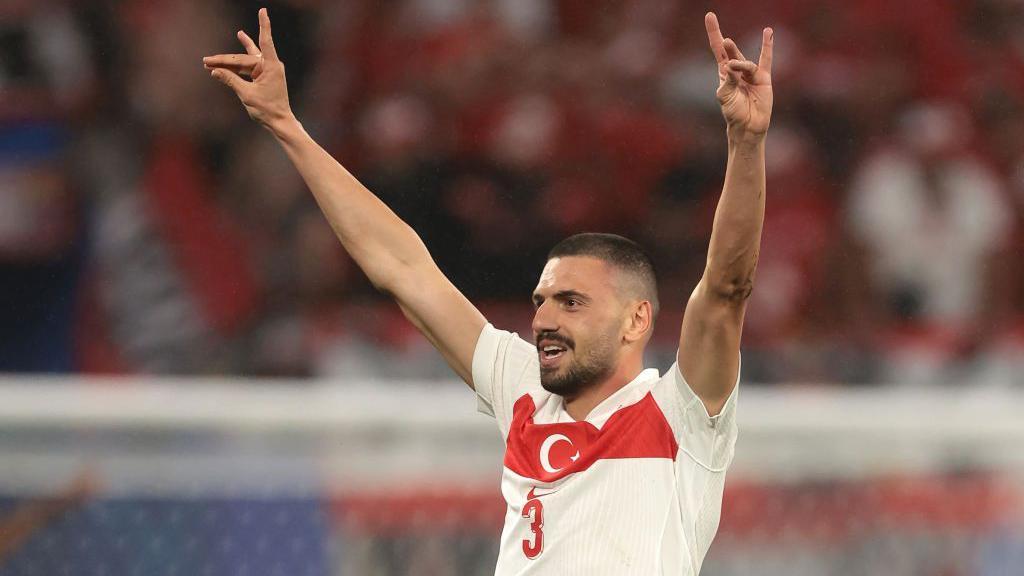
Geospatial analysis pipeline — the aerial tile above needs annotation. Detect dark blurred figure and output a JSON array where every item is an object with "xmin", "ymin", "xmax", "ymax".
[{"xmin": 0, "ymin": 0, "xmax": 95, "ymax": 372}]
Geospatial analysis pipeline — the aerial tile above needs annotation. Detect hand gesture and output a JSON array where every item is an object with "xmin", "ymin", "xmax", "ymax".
[
  {"xmin": 705, "ymin": 13, "xmax": 773, "ymax": 137},
  {"xmin": 203, "ymin": 8, "xmax": 293, "ymax": 131}
]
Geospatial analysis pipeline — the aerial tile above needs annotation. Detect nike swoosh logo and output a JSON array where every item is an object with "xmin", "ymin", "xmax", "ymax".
[{"xmin": 527, "ymin": 486, "xmax": 559, "ymax": 500}]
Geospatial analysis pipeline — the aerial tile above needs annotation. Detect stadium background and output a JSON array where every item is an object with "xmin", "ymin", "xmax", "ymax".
[{"xmin": 1, "ymin": 0, "xmax": 1023, "ymax": 574}]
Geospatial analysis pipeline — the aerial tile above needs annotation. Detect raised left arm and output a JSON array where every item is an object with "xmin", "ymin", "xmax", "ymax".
[{"xmin": 678, "ymin": 13, "xmax": 773, "ymax": 416}]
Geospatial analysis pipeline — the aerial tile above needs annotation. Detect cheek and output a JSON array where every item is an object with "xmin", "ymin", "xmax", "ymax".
[{"xmin": 575, "ymin": 315, "xmax": 621, "ymax": 353}]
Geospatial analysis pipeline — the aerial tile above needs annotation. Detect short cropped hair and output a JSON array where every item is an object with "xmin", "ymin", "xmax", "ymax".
[{"xmin": 548, "ymin": 233, "xmax": 660, "ymax": 317}]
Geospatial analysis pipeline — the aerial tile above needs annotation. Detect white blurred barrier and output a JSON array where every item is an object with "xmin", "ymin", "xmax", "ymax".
[
  {"xmin": 2, "ymin": 377, "xmax": 1024, "ymax": 575},
  {"xmin": 2, "ymin": 376, "xmax": 1024, "ymax": 495}
]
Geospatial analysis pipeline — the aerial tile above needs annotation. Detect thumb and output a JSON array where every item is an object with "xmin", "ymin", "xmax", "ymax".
[{"xmin": 210, "ymin": 67, "xmax": 251, "ymax": 100}]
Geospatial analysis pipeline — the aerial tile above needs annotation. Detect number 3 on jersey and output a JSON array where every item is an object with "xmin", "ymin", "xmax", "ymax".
[{"xmin": 522, "ymin": 495, "xmax": 544, "ymax": 559}]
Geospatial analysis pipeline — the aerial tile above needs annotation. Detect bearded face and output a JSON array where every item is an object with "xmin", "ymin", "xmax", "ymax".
[
  {"xmin": 532, "ymin": 257, "xmax": 629, "ymax": 399},
  {"xmin": 536, "ymin": 322, "xmax": 618, "ymax": 397}
]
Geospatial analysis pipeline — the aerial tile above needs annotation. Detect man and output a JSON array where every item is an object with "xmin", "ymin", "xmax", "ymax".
[{"xmin": 204, "ymin": 9, "xmax": 771, "ymax": 574}]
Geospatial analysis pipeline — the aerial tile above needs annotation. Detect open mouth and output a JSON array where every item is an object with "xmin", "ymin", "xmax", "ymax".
[
  {"xmin": 538, "ymin": 338, "xmax": 571, "ymax": 368},
  {"xmin": 541, "ymin": 345, "xmax": 566, "ymax": 360}
]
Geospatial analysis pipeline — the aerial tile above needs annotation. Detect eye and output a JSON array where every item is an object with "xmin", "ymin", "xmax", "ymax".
[{"xmin": 565, "ymin": 299, "xmax": 579, "ymax": 308}]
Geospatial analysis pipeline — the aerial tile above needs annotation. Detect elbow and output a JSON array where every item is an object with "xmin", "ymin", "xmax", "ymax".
[
  {"xmin": 702, "ymin": 270, "xmax": 755, "ymax": 304},
  {"xmin": 372, "ymin": 279, "xmax": 395, "ymax": 297},
  {"xmin": 362, "ymin": 258, "xmax": 406, "ymax": 296},
  {"xmin": 703, "ymin": 249, "xmax": 759, "ymax": 303},
  {"xmin": 370, "ymin": 264, "xmax": 409, "ymax": 296},
  {"xmin": 371, "ymin": 256, "xmax": 435, "ymax": 300}
]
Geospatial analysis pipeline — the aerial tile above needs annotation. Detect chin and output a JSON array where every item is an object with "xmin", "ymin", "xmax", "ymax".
[
  {"xmin": 540, "ymin": 379, "xmax": 579, "ymax": 397},
  {"xmin": 539, "ymin": 368, "xmax": 562, "ymax": 392},
  {"xmin": 540, "ymin": 364, "xmax": 590, "ymax": 397}
]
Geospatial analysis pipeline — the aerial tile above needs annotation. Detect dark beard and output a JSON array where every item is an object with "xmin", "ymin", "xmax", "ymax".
[
  {"xmin": 539, "ymin": 335, "xmax": 616, "ymax": 398},
  {"xmin": 540, "ymin": 357, "xmax": 614, "ymax": 398}
]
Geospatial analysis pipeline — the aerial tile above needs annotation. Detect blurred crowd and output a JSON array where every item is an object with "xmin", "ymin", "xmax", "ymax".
[{"xmin": 2, "ymin": 0, "xmax": 1023, "ymax": 385}]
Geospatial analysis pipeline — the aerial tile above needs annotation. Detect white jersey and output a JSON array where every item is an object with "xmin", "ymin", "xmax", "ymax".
[{"xmin": 473, "ymin": 324, "xmax": 739, "ymax": 576}]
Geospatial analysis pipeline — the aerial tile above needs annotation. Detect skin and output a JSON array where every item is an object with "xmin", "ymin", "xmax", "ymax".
[
  {"xmin": 203, "ymin": 10, "xmax": 770, "ymax": 420},
  {"xmin": 676, "ymin": 14, "xmax": 772, "ymax": 416},
  {"xmin": 531, "ymin": 257, "xmax": 653, "ymax": 419}
]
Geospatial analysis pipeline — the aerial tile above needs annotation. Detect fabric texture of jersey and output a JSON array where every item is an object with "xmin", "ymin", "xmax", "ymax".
[{"xmin": 473, "ymin": 324, "xmax": 739, "ymax": 576}]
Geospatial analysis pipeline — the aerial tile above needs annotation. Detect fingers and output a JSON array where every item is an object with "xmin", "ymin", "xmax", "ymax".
[
  {"xmin": 209, "ymin": 67, "xmax": 250, "ymax": 99},
  {"xmin": 723, "ymin": 38, "xmax": 747, "ymax": 62},
  {"xmin": 722, "ymin": 39, "xmax": 751, "ymax": 84},
  {"xmin": 727, "ymin": 60, "xmax": 758, "ymax": 75},
  {"xmin": 722, "ymin": 67, "xmax": 741, "ymax": 87},
  {"xmin": 704, "ymin": 12, "xmax": 727, "ymax": 64},
  {"xmin": 258, "ymin": 8, "xmax": 278, "ymax": 61},
  {"xmin": 706, "ymin": 12, "xmax": 772, "ymax": 87},
  {"xmin": 203, "ymin": 54, "xmax": 261, "ymax": 74},
  {"xmin": 238, "ymin": 30, "xmax": 260, "ymax": 56},
  {"xmin": 758, "ymin": 27, "xmax": 774, "ymax": 75},
  {"xmin": 727, "ymin": 59, "xmax": 758, "ymax": 83}
]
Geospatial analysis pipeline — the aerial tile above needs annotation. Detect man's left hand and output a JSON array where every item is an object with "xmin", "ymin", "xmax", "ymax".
[{"xmin": 705, "ymin": 12, "xmax": 774, "ymax": 138}]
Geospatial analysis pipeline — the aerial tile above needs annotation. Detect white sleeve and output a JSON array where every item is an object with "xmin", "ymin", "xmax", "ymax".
[
  {"xmin": 652, "ymin": 357, "xmax": 740, "ymax": 472},
  {"xmin": 471, "ymin": 323, "xmax": 539, "ymax": 438}
]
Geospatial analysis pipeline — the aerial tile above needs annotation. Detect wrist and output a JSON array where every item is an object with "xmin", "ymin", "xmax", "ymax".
[
  {"xmin": 726, "ymin": 126, "xmax": 767, "ymax": 149},
  {"xmin": 268, "ymin": 113, "xmax": 303, "ymax": 142}
]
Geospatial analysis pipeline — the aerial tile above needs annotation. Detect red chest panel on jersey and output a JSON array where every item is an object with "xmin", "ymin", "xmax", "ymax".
[{"xmin": 503, "ymin": 392, "xmax": 679, "ymax": 482}]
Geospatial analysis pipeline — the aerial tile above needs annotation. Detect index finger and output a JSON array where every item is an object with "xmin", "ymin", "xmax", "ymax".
[
  {"xmin": 238, "ymin": 30, "xmax": 260, "ymax": 56},
  {"xmin": 258, "ymin": 8, "xmax": 278, "ymax": 61},
  {"xmin": 758, "ymin": 27, "xmax": 774, "ymax": 75},
  {"xmin": 704, "ymin": 12, "xmax": 728, "ymax": 64}
]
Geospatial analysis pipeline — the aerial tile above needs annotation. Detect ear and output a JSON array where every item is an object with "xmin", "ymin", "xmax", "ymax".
[{"xmin": 622, "ymin": 300, "xmax": 653, "ymax": 344}]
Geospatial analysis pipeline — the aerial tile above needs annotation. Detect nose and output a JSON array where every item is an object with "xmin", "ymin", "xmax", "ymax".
[{"xmin": 532, "ymin": 300, "xmax": 559, "ymax": 339}]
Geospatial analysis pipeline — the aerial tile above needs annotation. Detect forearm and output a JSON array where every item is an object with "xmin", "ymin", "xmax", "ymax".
[
  {"xmin": 270, "ymin": 118, "xmax": 434, "ymax": 293},
  {"xmin": 702, "ymin": 131, "xmax": 766, "ymax": 300}
]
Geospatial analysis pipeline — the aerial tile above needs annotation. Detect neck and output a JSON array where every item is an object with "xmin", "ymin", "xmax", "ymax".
[{"xmin": 563, "ymin": 353, "xmax": 645, "ymax": 421}]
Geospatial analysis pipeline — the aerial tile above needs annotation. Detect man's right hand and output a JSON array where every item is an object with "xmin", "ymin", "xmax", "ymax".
[
  {"xmin": 203, "ymin": 8, "xmax": 294, "ymax": 133},
  {"xmin": 201, "ymin": 7, "xmax": 487, "ymax": 389}
]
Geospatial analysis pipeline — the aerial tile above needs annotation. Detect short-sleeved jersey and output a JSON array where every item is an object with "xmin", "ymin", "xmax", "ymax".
[{"xmin": 473, "ymin": 324, "xmax": 739, "ymax": 576}]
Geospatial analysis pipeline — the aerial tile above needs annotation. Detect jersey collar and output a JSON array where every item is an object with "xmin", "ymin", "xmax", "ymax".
[{"xmin": 562, "ymin": 368, "xmax": 660, "ymax": 429}]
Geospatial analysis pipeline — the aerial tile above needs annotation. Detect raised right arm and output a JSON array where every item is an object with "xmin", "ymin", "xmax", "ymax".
[
  {"xmin": 273, "ymin": 119, "xmax": 487, "ymax": 386},
  {"xmin": 204, "ymin": 8, "xmax": 485, "ymax": 385}
]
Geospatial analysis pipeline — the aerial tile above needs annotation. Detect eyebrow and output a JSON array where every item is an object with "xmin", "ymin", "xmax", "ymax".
[{"xmin": 532, "ymin": 290, "xmax": 590, "ymax": 307}]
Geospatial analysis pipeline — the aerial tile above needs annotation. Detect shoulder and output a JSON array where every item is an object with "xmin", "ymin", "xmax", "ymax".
[
  {"xmin": 473, "ymin": 325, "xmax": 540, "ymax": 379},
  {"xmin": 650, "ymin": 360, "xmax": 739, "ymax": 463}
]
